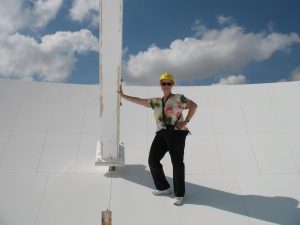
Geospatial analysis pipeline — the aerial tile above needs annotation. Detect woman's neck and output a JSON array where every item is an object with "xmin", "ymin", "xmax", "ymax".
[{"xmin": 163, "ymin": 91, "xmax": 172, "ymax": 98}]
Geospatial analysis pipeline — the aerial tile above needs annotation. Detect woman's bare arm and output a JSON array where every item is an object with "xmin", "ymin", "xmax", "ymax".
[
  {"xmin": 118, "ymin": 85, "xmax": 150, "ymax": 108},
  {"xmin": 185, "ymin": 100, "xmax": 197, "ymax": 122}
]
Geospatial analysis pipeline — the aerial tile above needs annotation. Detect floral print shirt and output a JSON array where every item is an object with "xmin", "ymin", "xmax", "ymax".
[{"xmin": 148, "ymin": 94, "xmax": 191, "ymax": 131}]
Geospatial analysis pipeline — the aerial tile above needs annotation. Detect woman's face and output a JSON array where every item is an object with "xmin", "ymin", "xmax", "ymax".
[{"xmin": 160, "ymin": 79, "xmax": 174, "ymax": 91}]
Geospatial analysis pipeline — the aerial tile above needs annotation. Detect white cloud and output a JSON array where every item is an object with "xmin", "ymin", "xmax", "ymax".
[
  {"xmin": 124, "ymin": 25, "xmax": 300, "ymax": 85},
  {"xmin": 0, "ymin": 0, "xmax": 98, "ymax": 83},
  {"xmin": 70, "ymin": 0, "xmax": 99, "ymax": 26},
  {"xmin": 30, "ymin": 0, "xmax": 64, "ymax": 28},
  {"xmin": 191, "ymin": 20, "xmax": 208, "ymax": 38},
  {"xmin": 217, "ymin": 15, "xmax": 234, "ymax": 25},
  {"xmin": 213, "ymin": 74, "xmax": 247, "ymax": 85},
  {"xmin": 0, "ymin": 30, "xmax": 98, "ymax": 82},
  {"xmin": 0, "ymin": 0, "xmax": 23, "ymax": 34},
  {"xmin": 290, "ymin": 66, "xmax": 300, "ymax": 81},
  {"xmin": 0, "ymin": 0, "xmax": 63, "ymax": 34},
  {"xmin": 267, "ymin": 21, "xmax": 276, "ymax": 33}
]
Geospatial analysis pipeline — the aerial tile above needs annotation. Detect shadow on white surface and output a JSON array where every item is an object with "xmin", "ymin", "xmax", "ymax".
[
  {"xmin": 106, "ymin": 164, "xmax": 300, "ymax": 225},
  {"xmin": 1, "ymin": 79, "xmax": 300, "ymax": 225}
]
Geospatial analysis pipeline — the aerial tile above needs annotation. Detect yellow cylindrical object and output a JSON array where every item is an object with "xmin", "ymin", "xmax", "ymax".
[{"xmin": 102, "ymin": 210, "xmax": 112, "ymax": 225}]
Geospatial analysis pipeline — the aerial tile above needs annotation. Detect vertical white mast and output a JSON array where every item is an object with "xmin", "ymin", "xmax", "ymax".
[{"xmin": 96, "ymin": 0, "xmax": 124, "ymax": 166}]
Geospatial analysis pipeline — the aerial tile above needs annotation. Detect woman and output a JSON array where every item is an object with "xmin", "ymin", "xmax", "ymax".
[{"xmin": 118, "ymin": 72, "xmax": 197, "ymax": 206}]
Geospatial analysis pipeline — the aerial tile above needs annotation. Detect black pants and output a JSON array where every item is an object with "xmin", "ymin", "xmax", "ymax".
[{"xmin": 148, "ymin": 129, "xmax": 189, "ymax": 197}]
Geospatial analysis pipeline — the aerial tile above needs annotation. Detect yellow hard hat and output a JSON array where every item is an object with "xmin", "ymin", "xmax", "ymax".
[{"xmin": 159, "ymin": 72, "xmax": 175, "ymax": 84}]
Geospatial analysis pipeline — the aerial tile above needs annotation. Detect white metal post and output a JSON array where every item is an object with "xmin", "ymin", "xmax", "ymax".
[{"xmin": 95, "ymin": 0, "xmax": 124, "ymax": 167}]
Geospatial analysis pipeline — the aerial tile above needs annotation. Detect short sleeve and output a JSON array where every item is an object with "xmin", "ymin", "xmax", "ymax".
[
  {"xmin": 148, "ymin": 98, "xmax": 161, "ymax": 109},
  {"xmin": 180, "ymin": 95, "xmax": 191, "ymax": 109}
]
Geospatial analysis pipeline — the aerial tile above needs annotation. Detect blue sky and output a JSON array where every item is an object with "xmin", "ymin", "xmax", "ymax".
[{"xmin": 0, "ymin": 0, "xmax": 300, "ymax": 85}]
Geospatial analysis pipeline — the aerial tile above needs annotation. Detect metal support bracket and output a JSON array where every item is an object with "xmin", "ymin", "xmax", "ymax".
[{"xmin": 95, "ymin": 140, "xmax": 125, "ymax": 167}]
